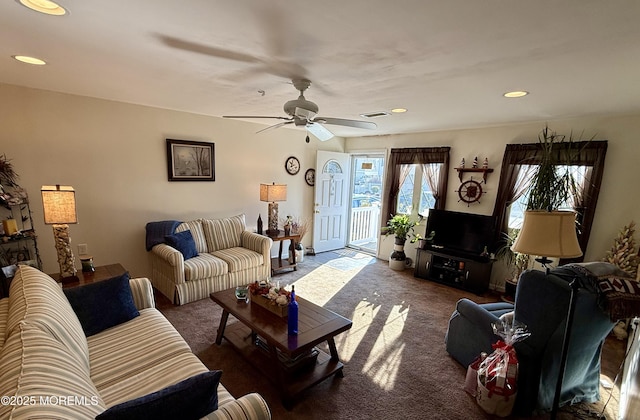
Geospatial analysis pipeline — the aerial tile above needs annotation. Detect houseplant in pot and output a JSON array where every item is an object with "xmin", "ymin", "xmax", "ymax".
[
  {"xmin": 508, "ymin": 125, "xmax": 583, "ymax": 276},
  {"xmin": 382, "ymin": 214, "xmax": 421, "ymax": 270},
  {"xmin": 290, "ymin": 217, "xmax": 310, "ymax": 263},
  {"xmin": 495, "ymin": 230, "xmax": 529, "ymax": 302}
]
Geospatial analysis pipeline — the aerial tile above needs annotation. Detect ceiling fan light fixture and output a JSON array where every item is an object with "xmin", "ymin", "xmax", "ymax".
[
  {"xmin": 17, "ymin": 0, "xmax": 67, "ymax": 15},
  {"xmin": 391, "ymin": 108, "xmax": 407, "ymax": 113},
  {"xmin": 503, "ymin": 90, "xmax": 529, "ymax": 98},
  {"xmin": 12, "ymin": 55, "xmax": 46, "ymax": 65}
]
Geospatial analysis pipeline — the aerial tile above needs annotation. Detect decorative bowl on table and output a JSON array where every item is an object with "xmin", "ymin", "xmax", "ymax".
[
  {"xmin": 235, "ymin": 286, "xmax": 248, "ymax": 301},
  {"xmin": 247, "ymin": 281, "xmax": 293, "ymax": 317}
]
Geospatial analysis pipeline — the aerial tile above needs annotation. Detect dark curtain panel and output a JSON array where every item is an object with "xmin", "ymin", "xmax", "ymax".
[
  {"xmin": 492, "ymin": 141, "xmax": 608, "ymax": 261},
  {"xmin": 492, "ymin": 144, "xmax": 541, "ymax": 239},
  {"xmin": 382, "ymin": 147, "xmax": 450, "ymax": 222},
  {"xmin": 562, "ymin": 141, "xmax": 608, "ymax": 263}
]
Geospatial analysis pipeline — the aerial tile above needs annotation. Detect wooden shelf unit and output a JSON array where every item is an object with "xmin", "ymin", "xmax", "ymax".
[
  {"xmin": 414, "ymin": 248, "xmax": 493, "ymax": 294},
  {"xmin": 455, "ymin": 167, "xmax": 494, "ymax": 182}
]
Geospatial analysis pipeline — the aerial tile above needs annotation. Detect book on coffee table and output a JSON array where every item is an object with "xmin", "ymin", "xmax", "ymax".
[{"xmin": 254, "ymin": 335, "xmax": 319, "ymax": 374}]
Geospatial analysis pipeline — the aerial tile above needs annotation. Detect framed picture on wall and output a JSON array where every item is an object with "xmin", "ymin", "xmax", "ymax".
[{"xmin": 166, "ymin": 139, "xmax": 215, "ymax": 181}]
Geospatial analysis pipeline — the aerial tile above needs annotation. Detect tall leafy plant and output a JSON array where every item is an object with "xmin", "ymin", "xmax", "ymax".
[
  {"xmin": 0, "ymin": 154, "xmax": 19, "ymax": 188},
  {"xmin": 526, "ymin": 125, "xmax": 580, "ymax": 211}
]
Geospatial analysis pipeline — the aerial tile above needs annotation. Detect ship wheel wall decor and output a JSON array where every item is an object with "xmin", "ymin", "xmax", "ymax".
[{"xmin": 456, "ymin": 178, "xmax": 485, "ymax": 206}]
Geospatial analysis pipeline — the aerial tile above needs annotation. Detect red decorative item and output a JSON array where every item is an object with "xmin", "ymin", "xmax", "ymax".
[{"xmin": 475, "ymin": 321, "xmax": 530, "ymax": 417}]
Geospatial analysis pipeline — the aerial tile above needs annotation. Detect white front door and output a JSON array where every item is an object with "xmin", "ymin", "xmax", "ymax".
[{"xmin": 313, "ymin": 151, "xmax": 350, "ymax": 253}]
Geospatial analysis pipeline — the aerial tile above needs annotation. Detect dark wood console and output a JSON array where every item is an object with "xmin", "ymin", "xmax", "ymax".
[{"xmin": 414, "ymin": 248, "xmax": 493, "ymax": 294}]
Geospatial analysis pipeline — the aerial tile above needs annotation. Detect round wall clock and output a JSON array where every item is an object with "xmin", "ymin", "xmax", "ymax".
[
  {"xmin": 305, "ymin": 168, "xmax": 315, "ymax": 186},
  {"xmin": 285, "ymin": 156, "xmax": 300, "ymax": 175}
]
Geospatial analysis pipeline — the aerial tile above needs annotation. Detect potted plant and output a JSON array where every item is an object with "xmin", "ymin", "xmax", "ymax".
[
  {"xmin": 382, "ymin": 214, "xmax": 421, "ymax": 270},
  {"xmin": 503, "ymin": 125, "xmax": 584, "ymax": 292},
  {"xmin": 495, "ymin": 230, "xmax": 529, "ymax": 301},
  {"xmin": 290, "ymin": 217, "xmax": 310, "ymax": 263},
  {"xmin": 0, "ymin": 154, "xmax": 19, "ymax": 188}
]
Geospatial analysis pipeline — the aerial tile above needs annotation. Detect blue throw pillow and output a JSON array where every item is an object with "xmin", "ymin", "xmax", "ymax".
[
  {"xmin": 96, "ymin": 370, "xmax": 222, "ymax": 420},
  {"xmin": 63, "ymin": 272, "xmax": 139, "ymax": 337},
  {"xmin": 165, "ymin": 230, "xmax": 198, "ymax": 260}
]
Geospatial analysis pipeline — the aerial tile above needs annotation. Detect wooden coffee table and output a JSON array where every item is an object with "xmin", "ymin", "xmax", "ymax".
[{"xmin": 210, "ymin": 288, "xmax": 353, "ymax": 407}]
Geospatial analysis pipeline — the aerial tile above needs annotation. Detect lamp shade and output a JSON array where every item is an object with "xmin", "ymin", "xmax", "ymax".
[
  {"xmin": 260, "ymin": 183, "xmax": 287, "ymax": 202},
  {"xmin": 41, "ymin": 185, "xmax": 77, "ymax": 224},
  {"xmin": 511, "ymin": 210, "xmax": 582, "ymax": 258}
]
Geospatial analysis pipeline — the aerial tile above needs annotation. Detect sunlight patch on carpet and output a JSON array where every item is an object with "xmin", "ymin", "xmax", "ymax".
[
  {"xmin": 334, "ymin": 300, "xmax": 381, "ymax": 363},
  {"xmin": 291, "ymin": 264, "xmax": 367, "ymax": 306},
  {"xmin": 323, "ymin": 254, "xmax": 377, "ymax": 271},
  {"xmin": 361, "ymin": 304, "xmax": 408, "ymax": 390}
]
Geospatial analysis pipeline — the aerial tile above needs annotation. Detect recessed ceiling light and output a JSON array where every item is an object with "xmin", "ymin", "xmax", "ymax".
[
  {"xmin": 17, "ymin": 0, "xmax": 67, "ymax": 16},
  {"xmin": 12, "ymin": 55, "xmax": 46, "ymax": 65},
  {"xmin": 503, "ymin": 91, "xmax": 529, "ymax": 98},
  {"xmin": 391, "ymin": 108, "xmax": 408, "ymax": 113}
]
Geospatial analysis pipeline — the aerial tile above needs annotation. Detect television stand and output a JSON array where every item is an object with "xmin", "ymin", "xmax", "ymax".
[{"xmin": 414, "ymin": 248, "xmax": 493, "ymax": 294}]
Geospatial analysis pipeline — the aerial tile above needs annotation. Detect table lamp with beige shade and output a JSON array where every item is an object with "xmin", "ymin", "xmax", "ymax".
[
  {"xmin": 511, "ymin": 209, "xmax": 583, "ymax": 419},
  {"xmin": 260, "ymin": 183, "xmax": 287, "ymax": 237},
  {"xmin": 41, "ymin": 185, "xmax": 79, "ymax": 283}
]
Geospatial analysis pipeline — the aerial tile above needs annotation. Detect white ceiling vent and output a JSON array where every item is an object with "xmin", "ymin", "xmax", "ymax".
[{"xmin": 360, "ymin": 111, "xmax": 391, "ymax": 119}]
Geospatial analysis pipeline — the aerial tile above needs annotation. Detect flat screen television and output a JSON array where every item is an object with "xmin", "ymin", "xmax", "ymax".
[{"xmin": 424, "ymin": 209, "xmax": 496, "ymax": 260}]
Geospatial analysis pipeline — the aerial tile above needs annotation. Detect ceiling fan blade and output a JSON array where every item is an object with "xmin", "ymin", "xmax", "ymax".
[
  {"xmin": 256, "ymin": 121, "xmax": 294, "ymax": 134},
  {"xmin": 157, "ymin": 35, "xmax": 260, "ymax": 64},
  {"xmin": 158, "ymin": 35, "xmax": 309, "ymax": 82},
  {"xmin": 306, "ymin": 123, "xmax": 334, "ymax": 141},
  {"xmin": 223, "ymin": 115, "xmax": 292, "ymax": 121},
  {"xmin": 315, "ymin": 117, "xmax": 377, "ymax": 130}
]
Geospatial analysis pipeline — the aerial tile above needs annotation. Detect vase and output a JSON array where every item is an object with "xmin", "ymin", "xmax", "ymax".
[
  {"xmin": 389, "ymin": 236, "xmax": 407, "ymax": 271},
  {"xmin": 295, "ymin": 246, "xmax": 304, "ymax": 263}
]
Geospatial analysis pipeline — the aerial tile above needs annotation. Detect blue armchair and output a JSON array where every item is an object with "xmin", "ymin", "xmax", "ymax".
[{"xmin": 445, "ymin": 264, "xmax": 619, "ymax": 416}]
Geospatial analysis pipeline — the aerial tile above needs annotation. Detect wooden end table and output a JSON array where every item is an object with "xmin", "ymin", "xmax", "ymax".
[
  {"xmin": 50, "ymin": 263, "xmax": 127, "ymax": 288},
  {"xmin": 210, "ymin": 288, "xmax": 352, "ymax": 408},
  {"xmin": 265, "ymin": 232, "xmax": 300, "ymax": 276}
]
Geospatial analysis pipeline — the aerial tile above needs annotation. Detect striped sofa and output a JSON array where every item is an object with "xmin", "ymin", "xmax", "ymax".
[
  {"xmin": 0, "ymin": 266, "xmax": 271, "ymax": 420},
  {"xmin": 150, "ymin": 214, "xmax": 273, "ymax": 305}
]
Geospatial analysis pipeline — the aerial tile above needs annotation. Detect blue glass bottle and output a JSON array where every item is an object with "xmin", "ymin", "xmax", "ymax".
[{"xmin": 288, "ymin": 285, "xmax": 298, "ymax": 335}]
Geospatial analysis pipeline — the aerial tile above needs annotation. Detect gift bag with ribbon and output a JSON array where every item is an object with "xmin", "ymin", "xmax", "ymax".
[
  {"xmin": 475, "ymin": 320, "xmax": 530, "ymax": 417},
  {"xmin": 464, "ymin": 352, "xmax": 487, "ymax": 396}
]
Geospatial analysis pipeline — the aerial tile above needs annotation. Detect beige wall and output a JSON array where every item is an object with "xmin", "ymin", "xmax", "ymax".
[
  {"xmin": 3, "ymin": 82, "xmax": 639, "ymax": 286},
  {"xmin": 1, "ymin": 83, "xmax": 343, "ymax": 277},
  {"xmin": 347, "ymin": 115, "xmax": 640, "ymax": 287}
]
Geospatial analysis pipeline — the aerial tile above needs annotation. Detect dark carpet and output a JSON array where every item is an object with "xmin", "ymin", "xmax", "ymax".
[{"xmin": 157, "ymin": 250, "xmax": 624, "ymax": 420}]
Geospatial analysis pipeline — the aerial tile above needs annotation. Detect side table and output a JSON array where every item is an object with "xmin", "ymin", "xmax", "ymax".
[
  {"xmin": 265, "ymin": 233, "xmax": 300, "ymax": 276},
  {"xmin": 50, "ymin": 263, "xmax": 127, "ymax": 288}
]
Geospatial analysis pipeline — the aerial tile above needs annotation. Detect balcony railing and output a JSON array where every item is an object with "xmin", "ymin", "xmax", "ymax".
[{"xmin": 350, "ymin": 206, "xmax": 380, "ymax": 246}]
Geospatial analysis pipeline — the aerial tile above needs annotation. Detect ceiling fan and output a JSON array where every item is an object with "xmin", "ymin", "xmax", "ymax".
[{"xmin": 223, "ymin": 79, "xmax": 377, "ymax": 141}]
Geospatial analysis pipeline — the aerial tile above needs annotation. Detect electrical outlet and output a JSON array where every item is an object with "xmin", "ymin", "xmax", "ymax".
[{"xmin": 78, "ymin": 243, "xmax": 88, "ymax": 255}]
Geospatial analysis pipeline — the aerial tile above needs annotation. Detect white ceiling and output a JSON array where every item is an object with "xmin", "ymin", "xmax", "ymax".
[{"xmin": 2, "ymin": 0, "xmax": 640, "ymax": 139}]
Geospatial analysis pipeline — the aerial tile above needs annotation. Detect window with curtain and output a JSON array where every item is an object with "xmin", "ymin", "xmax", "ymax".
[
  {"xmin": 492, "ymin": 141, "xmax": 607, "ymax": 261},
  {"xmin": 382, "ymin": 147, "xmax": 450, "ymax": 223},
  {"xmin": 507, "ymin": 165, "xmax": 588, "ymax": 230}
]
